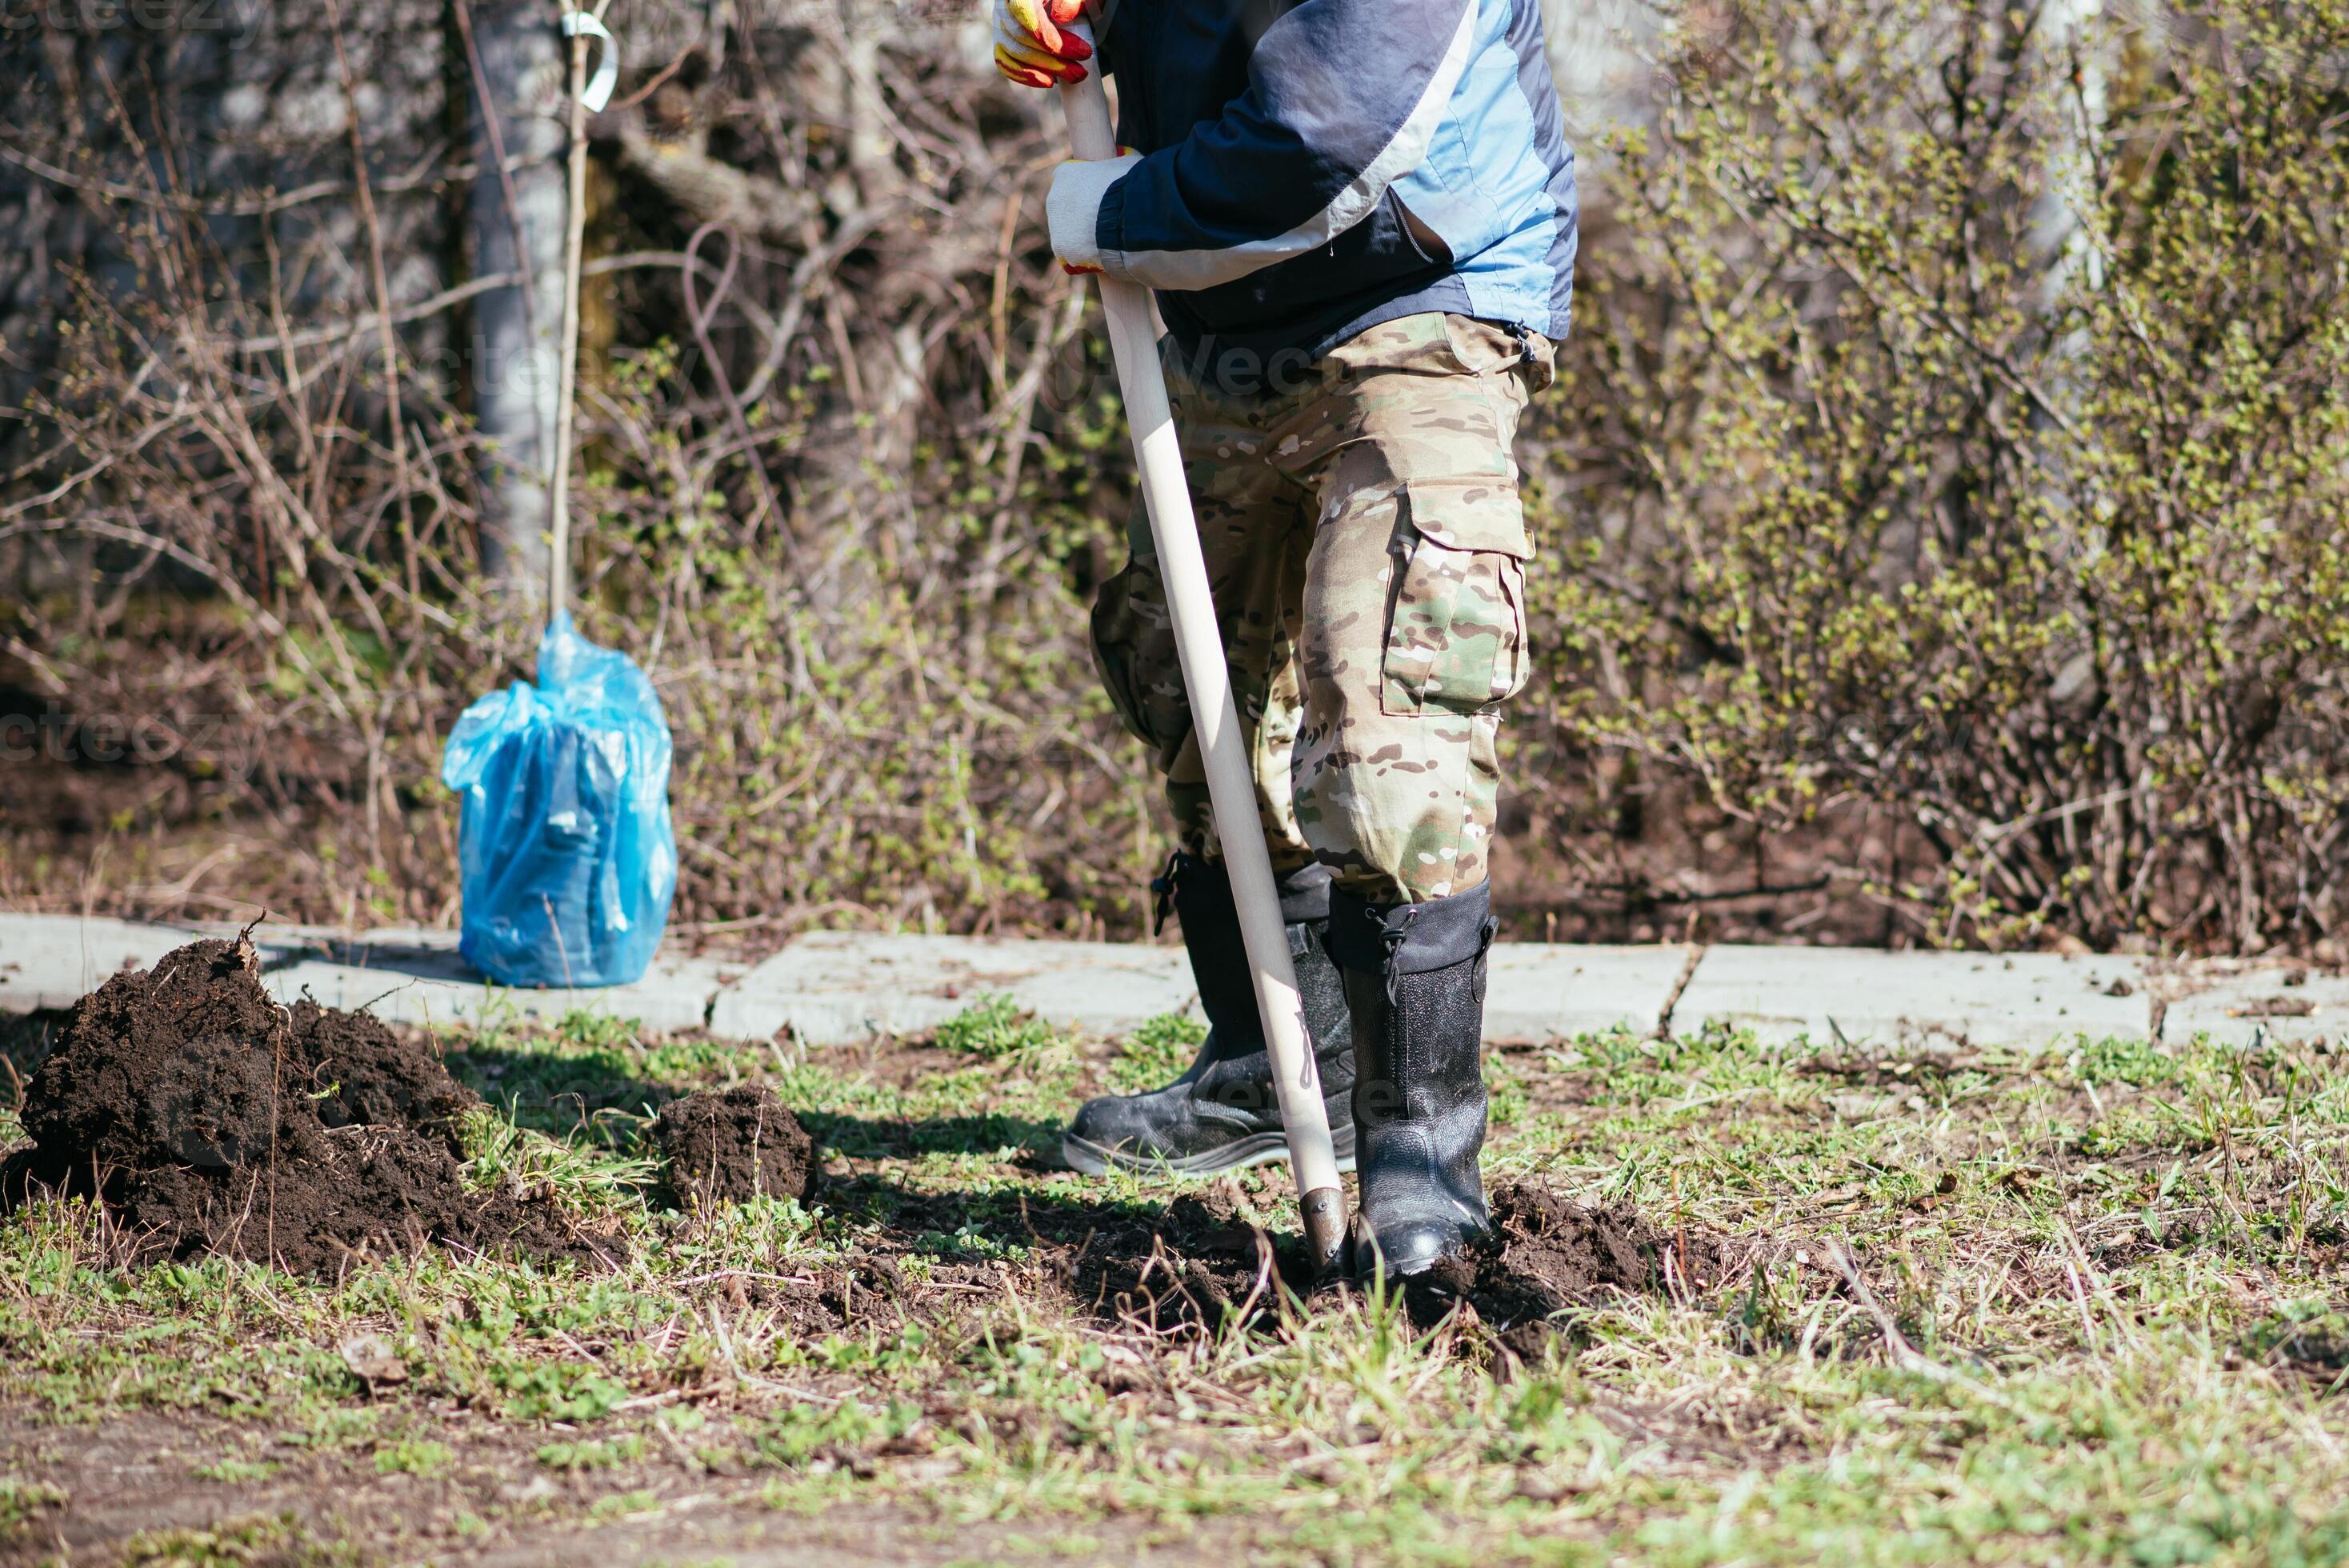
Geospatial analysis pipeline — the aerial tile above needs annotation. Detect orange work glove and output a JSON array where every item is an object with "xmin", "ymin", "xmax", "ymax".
[{"xmin": 992, "ymin": 0, "xmax": 1090, "ymax": 88}]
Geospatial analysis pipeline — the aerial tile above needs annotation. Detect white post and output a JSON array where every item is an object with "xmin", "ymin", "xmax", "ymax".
[
  {"xmin": 1055, "ymin": 62, "xmax": 1347, "ymax": 1272},
  {"xmin": 546, "ymin": 6, "xmax": 593, "ymax": 620}
]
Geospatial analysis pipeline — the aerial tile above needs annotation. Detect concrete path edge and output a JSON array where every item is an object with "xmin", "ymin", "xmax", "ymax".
[{"xmin": 0, "ymin": 913, "xmax": 2327, "ymax": 1052}]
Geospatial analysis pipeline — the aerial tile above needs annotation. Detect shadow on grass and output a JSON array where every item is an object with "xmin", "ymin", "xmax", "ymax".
[
  {"xmin": 819, "ymin": 1167, "xmax": 1156, "ymax": 1247},
  {"xmin": 441, "ymin": 1039, "xmax": 1070, "ymax": 1168},
  {"xmin": 442, "ymin": 1038, "xmax": 669, "ymax": 1142},
  {"xmin": 0, "ymin": 1009, "xmax": 70, "ymax": 1089},
  {"xmin": 802, "ymin": 1109, "xmax": 1063, "ymax": 1164},
  {"xmin": 814, "ymin": 1167, "xmax": 1305, "ymax": 1334}
]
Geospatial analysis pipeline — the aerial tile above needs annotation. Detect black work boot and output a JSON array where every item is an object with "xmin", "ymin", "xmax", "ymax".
[
  {"xmin": 1062, "ymin": 854, "xmax": 1356, "ymax": 1177},
  {"xmin": 1327, "ymin": 882, "xmax": 1495, "ymax": 1278}
]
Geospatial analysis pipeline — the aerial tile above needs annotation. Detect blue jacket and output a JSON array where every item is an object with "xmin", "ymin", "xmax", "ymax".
[{"xmin": 1065, "ymin": 0, "xmax": 1579, "ymax": 374}]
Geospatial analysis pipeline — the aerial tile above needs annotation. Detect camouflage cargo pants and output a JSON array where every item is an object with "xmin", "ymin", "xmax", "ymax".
[{"xmin": 1090, "ymin": 313, "xmax": 1553, "ymax": 906}]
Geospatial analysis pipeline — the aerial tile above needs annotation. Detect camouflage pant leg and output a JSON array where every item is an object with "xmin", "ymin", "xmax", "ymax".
[
  {"xmin": 1280, "ymin": 315, "xmax": 1548, "ymax": 906},
  {"xmin": 1090, "ymin": 313, "xmax": 1548, "ymax": 902},
  {"xmin": 1087, "ymin": 360, "xmax": 1320, "ymax": 874}
]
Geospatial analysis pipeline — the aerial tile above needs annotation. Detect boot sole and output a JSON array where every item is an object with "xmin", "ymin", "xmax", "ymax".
[{"xmin": 1062, "ymin": 1123, "xmax": 1358, "ymax": 1179}]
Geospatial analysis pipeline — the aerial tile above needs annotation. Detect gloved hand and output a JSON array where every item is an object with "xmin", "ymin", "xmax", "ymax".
[
  {"xmin": 992, "ymin": 0, "xmax": 1090, "ymax": 88},
  {"xmin": 1048, "ymin": 150, "xmax": 1141, "ymax": 276}
]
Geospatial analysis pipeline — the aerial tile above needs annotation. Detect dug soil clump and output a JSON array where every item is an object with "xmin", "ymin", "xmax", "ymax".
[
  {"xmin": 1407, "ymin": 1180, "xmax": 1719, "ymax": 1360},
  {"xmin": 650, "ymin": 1085, "xmax": 819, "ymax": 1208},
  {"xmin": 1026, "ymin": 1179, "xmax": 1718, "ymax": 1348},
  {"xmin": 1082, "ymin": 1185, "xmax": 1312, "ymax": 1334},
  {"xmin": 2, "ymin": 937, "xmax": 602, "ymax": 1274}
]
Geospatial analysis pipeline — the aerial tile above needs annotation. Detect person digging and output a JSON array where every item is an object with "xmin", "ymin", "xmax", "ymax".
[{"xmin": 996, "ymin": 0, "xmax": 1578, "ymax": 1278}]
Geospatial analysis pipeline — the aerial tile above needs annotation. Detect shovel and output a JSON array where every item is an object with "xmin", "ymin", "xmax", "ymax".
[{"xmin": 1054, "ymin": 54, "xmax": 1350, "ymax": 1275}]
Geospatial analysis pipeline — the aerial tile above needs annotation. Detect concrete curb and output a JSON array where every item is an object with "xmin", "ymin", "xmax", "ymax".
[{"xmin": 0, "ymin": 912, "xmax": 2328, "ymax": 1051}]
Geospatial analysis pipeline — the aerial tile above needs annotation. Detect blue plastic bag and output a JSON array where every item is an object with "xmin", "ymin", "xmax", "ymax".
[{"xmin": 441, "ymin": 611, "xmax": 678, "ymax": 987}]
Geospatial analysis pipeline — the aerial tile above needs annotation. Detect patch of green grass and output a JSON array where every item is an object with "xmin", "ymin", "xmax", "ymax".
[
  {"xmin": 2078, "ymin": 1034, "xmax": 2188, "ymax": 1086},
  {"xmin": 586, "ymin": 1488, "xmax": 662, "ymax": 1522},
  {"xmin": 934, "ymin": 994, "xmax": 1066, "ymax": 1060},
  {"xmin": 449, "ymin": 1022, "xmax": 662, "ymax": 1142},
  {"xmin": 756, "ymin": 1398, "xmax": 920, "ymax": 1466},
  {"xmin": 538, "ymin": 1433, "xmax": 650, "ymax": 1470},
  {"xmin": 119, "ymin": 1510, "xmax": 359, "ymax": 1565},
  {"xmin": 1106, "ymin": 1010, "xmax": 1206, "ymax": 1094},
  {"xmin": 1486, "ymin": 1050, "xmax": 1531, "ymax": 1128},
  {"xmin": 492, "ymin": 1363, "xmax": 631, "ymax": 1423},
  {"xmin": 372, "ymin": 1438, "xmax": 454, "ymax": 1476},
  {"xmin": 554, "ymin": 1009, "xmax": 643, "ymax": 1054},
  {"xmin": 909, "ymin": 1222, "xmax": 1030, "ymax": 1262},
  {"xmin": 759, "ymin": 1467, "xmax": 859, "ymax": 1514},
  {"xmin": 192, "ymin": 1458, "xmax": 278, "ymax": 1483},
  {"xmin": 0, "ymin": 1477, "xmax": 67, "ymax": 1539},
  {"xmin": 458, "ymin": 1102, "xmax": 658, "ymax": 1218}
]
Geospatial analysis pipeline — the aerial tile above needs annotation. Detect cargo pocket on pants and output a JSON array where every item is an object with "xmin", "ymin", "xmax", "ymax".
[
  {"xmin": 1379, "ymin": 478, "xmax": 1532, "ymax": 719},
  {"xmin": 1090, "ymin": 558, "xmax": 1185, "ymax": 754}
]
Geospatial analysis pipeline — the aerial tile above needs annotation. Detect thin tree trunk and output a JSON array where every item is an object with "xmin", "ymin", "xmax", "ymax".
[{"xmin": 460, "ymin": 0, "xmax": 566, "ymax": 601}]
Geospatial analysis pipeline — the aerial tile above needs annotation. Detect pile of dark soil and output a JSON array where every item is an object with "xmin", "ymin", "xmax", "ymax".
[
  {"xmin": 650, "ymin": 1086, "xmax": 819, "ymax": 1208},
  {"xmin": 1409, "ymin": 1181, "xmax": 1720, "ymax": 1359},
  {"xmin": 1, "ymin": 937, "xmax": 601, "ymax": 1274}
]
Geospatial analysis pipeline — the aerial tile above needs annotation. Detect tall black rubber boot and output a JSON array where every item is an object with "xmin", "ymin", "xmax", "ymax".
[
  {"xmin": 1061, "ymin": 854, "xmax": 1356, "ymax": 1177},
  {"xmin": 1327, "ymin": 882, "xmax": 1495, "ymax": 1278}
]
